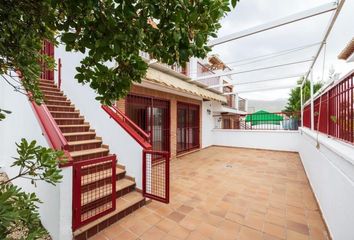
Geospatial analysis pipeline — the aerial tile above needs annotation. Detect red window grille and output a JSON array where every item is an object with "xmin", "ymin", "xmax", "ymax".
[
  {"xmin": 177, "ymin": 102, "xmax": 200, "ymax": 154},
  {"xmin": 125, "ymin": 94, "xmax": 170, "ymax": 153}
]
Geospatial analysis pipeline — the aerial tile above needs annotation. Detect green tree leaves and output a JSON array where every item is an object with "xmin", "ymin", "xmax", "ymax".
[
  {"xmin": 1, "ymin": 0, "xmax": 239, "ymax": 105},
  {"xmin": 283, "ymin": 78, "xmax": 323, "ymax": 113}
]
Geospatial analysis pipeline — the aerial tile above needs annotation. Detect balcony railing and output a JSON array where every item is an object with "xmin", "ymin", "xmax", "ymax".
[
  {"xmin": 139, "ymin": 51, "xmax": 187, "ymax": 75},
  {"xmin": 214, "ymin": 112, "xmax": 300, "ymax": 130},
  {"xmin": 238, "ymin": 97, "xmax": 247, "ymax": 112},
  {"xmin": 303, "ymin": 71, "xmax": 354, "ymax": 144}
]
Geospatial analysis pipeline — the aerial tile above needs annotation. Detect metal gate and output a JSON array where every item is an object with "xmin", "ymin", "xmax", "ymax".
[
  {"xmin": 142, "ymin": 150, "xmax": 170, "ymax": 203},
  {"xmin": 72, "ymin": 155, "xmax": 116, "ymax": 230}
]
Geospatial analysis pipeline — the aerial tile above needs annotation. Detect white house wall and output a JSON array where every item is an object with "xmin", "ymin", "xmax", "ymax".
[
  {"xmin": 0, "ymin": 78, "xmax": 72, "ymax": 240},
  {"xmin": 298, "ymin": 128, "xmax": 354, "ymax": 240},
  {"xmin": 212, "ymin": 129, "xmax": 300, "ymax": 152},
  {"xmin": 56, "ymin": 45, "xmax": 144, "ymax": 189}
]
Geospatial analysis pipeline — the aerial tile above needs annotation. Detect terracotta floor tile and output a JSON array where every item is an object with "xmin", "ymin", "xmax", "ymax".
[
  {"xmin": 286, "ymin": 230, "xmax": 309, "ymax": 240},
  {"xmin": 111, "ymin": 230, "xmax": 138, "ymax": 240},
  {"xmin": 168, "ymin": 225, "xmax": 191, "ymax": 239},
  {"xmin": 179, "ymin": 215, "xmax": 202, "ymax": 231},
  {"xmin": 128, "ymin": 219, "xmax": 152, "ymax": 236},
  {"xmin": 239, "ymin": 226, "xmax": 263, "ymax": 240},
  {"xmin": 287, "ymin": 220, "xmax": 309, "ymax": 235},
  {"xmin": 263, "ymin": 222, "xmax": 286, "ymax": 239},
  {"xmin": 102, "ymin": 224, "xmax": 125, "ymax": 239},
  {"xmin": 88, "ymin": 232, "xmax": 108, "ymax": 240},
  {"xmin": 167, "ymin": 211, "xmax": 186, "ymax": 223},
  {"xmin": 92, "ymin": 147, "xmax": 329, "ymax": 240},
  {"xmin": 177, "ymin": 205, "xmax": 194, "ymax": 214},
  {"xmin": 140, "ymin": 226, "xmax": 167, "ymax": 240},
  {"xmin": 156, "ymin": 219, "xmax": 178, "ymax": 233}
]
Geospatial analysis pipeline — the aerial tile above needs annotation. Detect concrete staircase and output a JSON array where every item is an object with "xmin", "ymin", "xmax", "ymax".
[{"xmin": 38, "ymin": 79, "xmax": 145, "ymax": 239}]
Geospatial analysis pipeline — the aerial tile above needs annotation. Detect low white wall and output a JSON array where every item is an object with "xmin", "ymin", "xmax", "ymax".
[
  {"xmin": 298, "ymin": 128, "xmax": 354, "ymax": 240},
  {"xmin": 0, "ymin": 78, "xmax": 72, "ymax": 240},
  {"xmin": 57, "ymin": 46, "xmax": 144, "ymax": 189},
  {"xmin": 212, "ymin": 129, "xmax": 300, "ymax": 152}
]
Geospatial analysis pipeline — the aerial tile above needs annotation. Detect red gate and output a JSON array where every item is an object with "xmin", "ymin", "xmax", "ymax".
[
  {"xmin": 72, "ymin": 155, "xmax": 116, "ymax": 230},
  {"xmin": 142, "ymin": 150, "xmax": 170, "ymax": 203}
]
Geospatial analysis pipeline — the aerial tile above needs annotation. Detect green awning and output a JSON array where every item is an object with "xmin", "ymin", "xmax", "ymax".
[{"xmin": 245, "ymin": 110, "xmax": 284, "ymax": 126}]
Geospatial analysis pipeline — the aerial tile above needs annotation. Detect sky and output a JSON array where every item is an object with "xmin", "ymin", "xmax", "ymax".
[{"xmin": 209, "ymin": 0, "xmax": 354, "ymax": 101}]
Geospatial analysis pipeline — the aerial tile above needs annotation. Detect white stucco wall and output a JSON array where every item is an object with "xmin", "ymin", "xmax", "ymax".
[
  {"xmin": 212, "ymin": 129, "xmax": 300, "ymax": 152},
  {"xmin": 298, "ymin": 128, "xmax": 354, "ymax": 240},
  {"xmin": 57, "ymin": 46, "xmax": 144, "ymax": 189},
  {"xmin": 201, "ymin": 101, "xmax": 215, "ymax": 148},
  {"xmin": 0, "ymin": 78, "xmax": 72, "ymax": 240}
]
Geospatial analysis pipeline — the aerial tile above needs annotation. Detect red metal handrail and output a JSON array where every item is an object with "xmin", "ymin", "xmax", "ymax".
[
  {"xmin": 58, "ymin": 58, "xmax": 62, "ymax": 89},
  {"xmin": 101, "ymin": 105, "xmax": 152, "ymax": 149},
  {"xmin": 30, "ymin": 98, "xmax": 72, "ymax": 164}
]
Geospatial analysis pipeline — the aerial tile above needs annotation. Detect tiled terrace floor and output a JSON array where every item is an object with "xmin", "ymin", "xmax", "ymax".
[{"xmin": 90, "ymin": 146, "xmax": 329, "ymax": 240}]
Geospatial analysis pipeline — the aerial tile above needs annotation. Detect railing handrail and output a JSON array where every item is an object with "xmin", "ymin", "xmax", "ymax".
[
  {"xmin": 112, "ymin": 106, "xmax": 150, "ymax": 139},
  {"xmin": 304, "ymin": 69, "xmax": 354, "ymax": 107},
  {"xmin": 29, "ymin": 98, "xmax": 72, "ymax": 164},
  {"xmin": 101, "ymin": 105, "xmax": 152, "ymax": 149},
  {"xmin": 30, "ymin": 100, "xmax": 69, "ymax": 149}
]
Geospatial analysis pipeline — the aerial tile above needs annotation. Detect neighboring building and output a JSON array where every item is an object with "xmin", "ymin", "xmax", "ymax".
[{"xmin": 338, "ymin": 37, "xmax": 354, "ymax": 62}]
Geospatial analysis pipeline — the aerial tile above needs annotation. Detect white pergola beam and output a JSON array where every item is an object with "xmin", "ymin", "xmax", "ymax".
[
  {"xmin": 191, "ymin": 59, "xmax": 312, "ymax": 81},
  {"xmin": 301, "ymin": 0, "xmax": 345, "ymax": 87},
  {"xmin": 207, "ymin": 73, "xmax": 306, "ymax": 89},
  {"xmin": 208, "ymin": 2, "xmax": 337, "ymax": 47},
  {"xmin": 224, "ymin": 84, "xmax": 301, "ymax": 94}
]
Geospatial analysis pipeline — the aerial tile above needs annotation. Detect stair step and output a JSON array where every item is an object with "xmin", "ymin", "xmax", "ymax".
[
  {"xmin": 50, "ymin": 111, "xmax": 80, "ymax": 118},
  {"xmin": 63, "ymin": 131, "xmax": 96, "ymax": 141},
  {"xmin": 44, "ymin": 99, "xmax": 71, "ymax": 106},
  {"xmin": 55, "ymin": 117, "xmax": 85, "ymax": 125},
  {"xmin": 39, "ymin": 82, "xmax": 58, "ymax": 89},
  {"xmin": 44, "ymin": 95, "xmax": 68, "ymax": 101},
  {"xmin": 81, "ymin": 178, "xmax": 135, "ymax": 206},
  {"xmin": 58, "ymin": 124, "xmax": 90, "ymax": 133},
  {"xmin": 68, "ymin": 139, "xmax": 102, "ymax": 151},
  {"xmin": 40, "ymin": 85, "xmax": 60, "ymax": 92},
  {"xmin": 73, "ymin": 191, "xmax": 145, "ymax": 238},
  {"xmin": 42, "ymin": 90, "xmax": 64, "ymax": 96},
  {"xmin": 47, "ymin": 105, "xmax": 75, "ymax": 112},
  {"xmin": 71, "ymin": 148, "xmax": 109, "ymax": 161},
  {"xmin": 39, "ymin": 79, "xmax": 55, "ymax": 84}
]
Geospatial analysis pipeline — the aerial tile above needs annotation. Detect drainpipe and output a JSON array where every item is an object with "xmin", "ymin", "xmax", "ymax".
[
  {"xmin": 310, "ymin": 71, "xmax": 314, "ymax": 131},
  {"xmin": 300, "ymin": 86, "xmax": 303, "ymax": 127}
]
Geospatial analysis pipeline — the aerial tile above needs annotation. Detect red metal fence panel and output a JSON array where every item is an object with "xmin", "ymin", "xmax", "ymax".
[
  {"xmin": 303, "ymin": 72, "xmax": 354, "ymax": 144},
  {"xmin": 142, "ymin": 150, "xmax": 170, "ymax": 204},
  {"xmin": 72, "ymin": 155, "xmax": 116, "ymax": 230}
]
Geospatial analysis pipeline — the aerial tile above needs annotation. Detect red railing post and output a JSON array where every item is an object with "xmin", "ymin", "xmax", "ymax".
[{"xmin": 58, "ymin": 58, "xmax": 62, "ymax": 89}]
